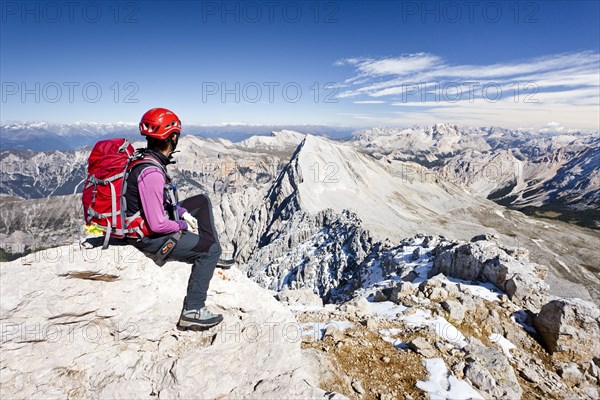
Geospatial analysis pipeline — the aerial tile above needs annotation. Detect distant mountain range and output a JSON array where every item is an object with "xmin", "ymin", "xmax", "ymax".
[
  {"xmin": 0, "ymin": 122, "xmax": 355, "ymax": 151},
  {"xmin": 2, "ymin": 123, "xmax": 597, "ymax": 228},
  {"xmin": 353, "ymin": 123, "xmax": 600, "ymax": 228}
]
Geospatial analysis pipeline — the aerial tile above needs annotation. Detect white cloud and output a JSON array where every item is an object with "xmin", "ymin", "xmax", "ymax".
[
  {"xmin": 336, "ymin": 51, "xmax": 600, "ymax": 130},
  {"xmin": 539, "ymin": 121, "xmax": 566, "ymax": 133},
  {"xmin": 353, "ymin": 100, "xmax": 386, "ymax": 104},
  {"xmin": 336, "ymin": 53, "xmax": 442, "ymax": 77}
]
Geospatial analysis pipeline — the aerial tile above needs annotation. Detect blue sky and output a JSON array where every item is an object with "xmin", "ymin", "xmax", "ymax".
[{"xmin": 1, "ymin": 0, "xmax": 599, "ymax": 130}]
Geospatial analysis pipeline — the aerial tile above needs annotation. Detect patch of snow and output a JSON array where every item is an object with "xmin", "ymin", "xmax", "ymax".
[
  {"xmin": 401, "ymin": 308, "xmax": 433, "ymax": 325},
  {"xmin": 413, "ymin": 262, "xmax": 433, "ymax": 283},
  {"xmin": 361, "ymin": 259, "xmax": 386, "ymax": 288},
  {"xmin": 382, "ymin": 337, "xmax": 409, "ymax": 349},
  {"xmin": 446, "ymin": 278, "xmax": 502, "ymax": 302},
  {"xmin": 463, "ymin": 284, "xmax": 501, "ymax": 301},
  {"xmin": 408, "ymin": 271, "xmax": 502, "ymax": 302},
  {"xmin": 511, "ymin": 310, "xmax": 536, "ymax": 334},
  {"xmin": 379, "ymin": 328, "xmax": 409, "ymax": 349},
  {"xmin": 417, "ymin": 358, "xmax": 484, "ymax": 400},
  {"xmin": 379, "ymin": 328, "xmax": 402, "ymax": 336},
  {"xmin": 494, "ymin": 210, "xmax": 507, "ymax": 220},
  {"xmin": 431, "ymin": 317, "xmax": 468, "ymax": 347},
  {"xmin": 489, "ymin": 333, "xmax": 516, "ymax": 358},
  {"xmin": 368, "ymin": 301, "xmax": 408, "ymax": 318}
]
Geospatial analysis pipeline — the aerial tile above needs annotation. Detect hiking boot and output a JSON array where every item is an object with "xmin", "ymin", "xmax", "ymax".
[
  {"xmin": 216, "ymin": 258, "xmax": 235, "ymax": 269},
  {"xmin": 177, "ymin": 307, "xmax": 223, "ymax": 330}
]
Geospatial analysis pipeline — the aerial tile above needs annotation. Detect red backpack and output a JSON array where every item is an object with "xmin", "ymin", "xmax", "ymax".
[{"xmin": 82, "ymin": 138, "xmax": 165, "ymax": 248}]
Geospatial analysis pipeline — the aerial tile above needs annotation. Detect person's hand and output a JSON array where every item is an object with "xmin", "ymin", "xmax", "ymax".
[{"xmin": 181, "ymin": 212, "xmax": 198, "ymax": 234}]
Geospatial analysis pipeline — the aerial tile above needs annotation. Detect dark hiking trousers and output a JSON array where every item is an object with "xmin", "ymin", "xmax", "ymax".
[{"xmin": 128, "ymin": 194, "xmax": 222, "ymax": 310}]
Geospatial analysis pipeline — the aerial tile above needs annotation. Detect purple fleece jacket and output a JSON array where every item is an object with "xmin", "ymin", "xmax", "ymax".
[{"xmin": 138, "ymin": 167, "xmax": 188, "ymax": 234}]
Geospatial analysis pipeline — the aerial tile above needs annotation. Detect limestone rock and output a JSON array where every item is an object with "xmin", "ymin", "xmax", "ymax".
[
  {"xmin": 519, "ymin": 365, "xmax": 542, "ymax": 384},
  {"xmin": 431, "ymin": 239, "xmax": 548, "ymax": 312},
  {"xmin": 419, "ymin": 274, "xmax": 450, "ymax": 302},
  {"xmin": 408, "ymin": 337, "xmax": 437, "ymax": 358},
  {"xmin": 324, "ymin": 325, "xmax": 346, "ymax": 343},
  {"xmin": 504, "ymin": 272, "xmax": 547, "ymax": 313},
  {"xmin": 244, "ymin": 209, "xmax": 375, "ymax": 301},
  {"xmin": 464, "ymin": 344, "xmax": 523, "ymax": 399},
  {"xmin": 0, "ymin": 244, "xmax": 337, "ymax": 399},
  {"xmin": 341, "ymin": 297, "xmax": 371, "ymax": 315},
  {"xmin": 534, "ymin": 298, "xmax": 600, "ymax": 364},
  {"xmin": 411, "ymin": 247, "xmax": 422, "ymax": 261},
  {"xmin": 302, "ymin": 349, "xmax": 351, "ymax": 398},
  {"xmin": 470, "ymin": 233, "xmax": 498, "ymax": 242},
  {"xmin": 277, "ymin": 288, "xmax": 324, "ymax": 308},
  {"xmin": 401, "ymin": 270, "xmax": 419, "ymax": 282},
  {"xmin": 351, "ymin": 380, "xmax": 366, "ymax": 395},
  {"xmin": 390, "ymin": 281, "xmax": 417, "ymax": 302},
  {"xmin": 372, "ymin": 289, "xmax": 389, "ymax": 302},
  {"xmin": 582, "ymin": 385, "xmax": 599, "ymax": 399},
  {"xmin": 442, "ymin": 299, "xmax": 466, "ymax": 323},
  {"xmin": 558, "ymin": 363, "xmax": 583, "ymax": 388}
]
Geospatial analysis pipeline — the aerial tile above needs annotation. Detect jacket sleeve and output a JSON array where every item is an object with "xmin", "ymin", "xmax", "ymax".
[
  {"xmin": 176, "ymin": 204, "xmax": 188, "ymax": 217},
  {"xmin": 138, "ymin": 167, "xmax": 188, "ymax": 234}
]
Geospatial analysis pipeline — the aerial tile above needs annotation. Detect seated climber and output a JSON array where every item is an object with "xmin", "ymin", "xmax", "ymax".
[{"xmin": 125, "ymin": 107, "xmax": 227, "ymax": 330}]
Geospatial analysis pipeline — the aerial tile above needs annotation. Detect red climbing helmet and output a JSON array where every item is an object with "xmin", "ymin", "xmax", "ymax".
[{"xmin": 139, "ymin": 108, "xmax": 181, "ymax": 140}]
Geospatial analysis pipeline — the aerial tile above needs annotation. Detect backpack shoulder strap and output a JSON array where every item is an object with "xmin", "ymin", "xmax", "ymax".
[
  {"xmin": 128, "ymin": 154, "xmax": 168, "ymax": 178},
  {"xmin": 125, "ymin": 153, "xmax": 176, "ymax": 200},
  {"xmin": 123, "ymin": 152, "xmax": 181, "ymax": 223},
  {"xmin": 121, "ymin": 152, "xmax": 168, "ymax": 222}
]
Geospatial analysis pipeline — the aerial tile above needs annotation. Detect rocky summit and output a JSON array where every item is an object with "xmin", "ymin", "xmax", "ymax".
[{"xmin": 0, "ymin": 244, "xmax": 343, "ymax": 399}]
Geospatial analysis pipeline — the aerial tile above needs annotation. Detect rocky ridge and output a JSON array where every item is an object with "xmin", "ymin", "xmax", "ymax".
[
  {"xmin": 355, "ymin": 124, "xmax": 600, "ymax": 228},
  {"xmin": 285, "ymin": 234, "xmax": 600, "ymax": 399},
  {"xmin": 0, "ymin": 244, "xmax": 344, "ymax": 399}
]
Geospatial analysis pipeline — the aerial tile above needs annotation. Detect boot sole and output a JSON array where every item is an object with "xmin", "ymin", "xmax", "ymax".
[
  {"xmin": 177, "ymin": 317, "xmax": 223, "ymax": 330},
  {"xmin": 176, "ymin": 324, "xmax": 216, "ymax": 331},
  {"xmin": 217, "ymin": 261, "xmax": 235, "ymax": 269}
]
